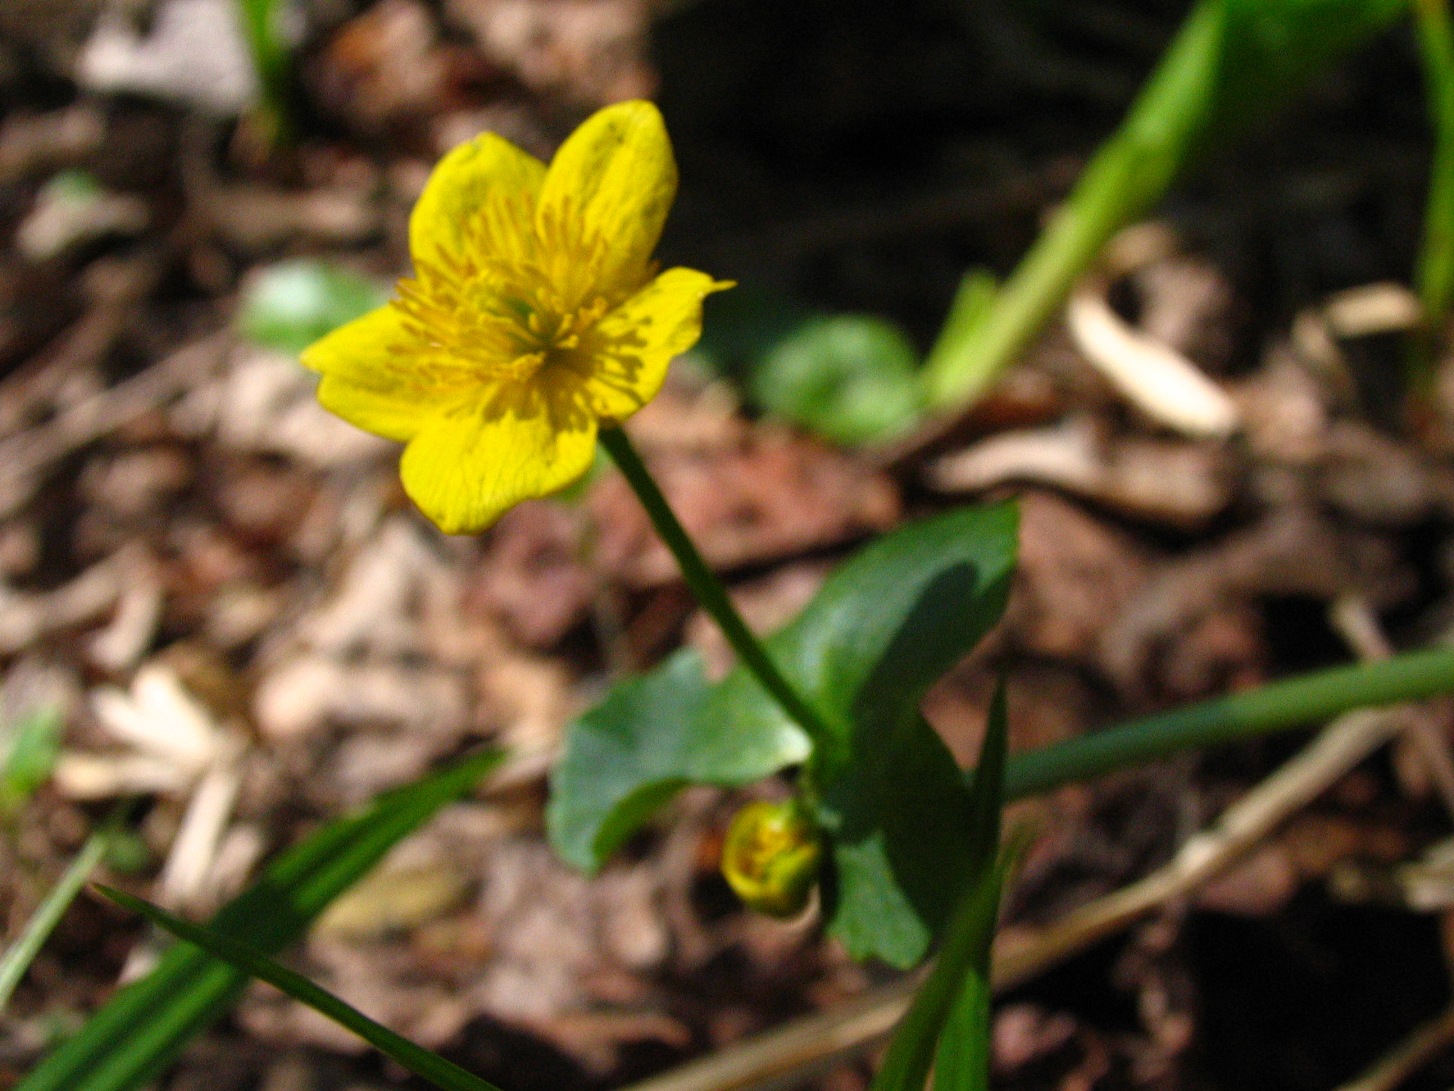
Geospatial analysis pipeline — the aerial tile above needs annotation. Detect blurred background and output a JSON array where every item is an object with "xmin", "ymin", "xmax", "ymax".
[{"xmin": 3, "ymin": 2, "xmax": 1454, "ymax": 1090}]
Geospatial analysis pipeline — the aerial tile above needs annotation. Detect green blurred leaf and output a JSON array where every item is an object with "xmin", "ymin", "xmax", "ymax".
[
  {"xmin": 1, "ymin": 706, "xmax": 63, "ymax": 814},
  {"xmin": 236, "ymin": 0, "xmax": 294, "ymax": 143},
  {"xmin": 103, "ymin": 829, "xmax": 152, "ymax": 875},
  {"xmin": 238, "ymin": 260, "xmax": 388, "ymax": 357},
  {"xmin": 869, "ymin": 684, "xmax": 1007, "ymax": 1091},
  {"xmin": 97, "ymin": 887, "xmax": 504, "ymax": 1091},
  {"xmin": 1412, "ymin": 0, "xmax": 1454, "ymax": 396},
  {"xmin": 18, "ymin": 749, "xmax": 503, "ymax": 1091},
  {"xmin": 688, "ymin": 281, "xmax": 814, "ymax": 382},
  {"xmin": 751, "ymin": 315, "xmax": 925, "ymax": 445},
  {"xmin": 549, "ymin": 504, "xmax": 1019, "ymax": 967},
  {"xmin": 1215, "ymin": 0, "xmax": 1407, "ymax": 135},
  {"xmin": 924, "ymin": 0, "xmax": 1405, "ymax": 410}
]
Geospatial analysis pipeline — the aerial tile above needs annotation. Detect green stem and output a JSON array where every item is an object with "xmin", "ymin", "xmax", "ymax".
[
  {"xmin": 599, "ymin": 427, "xmax": 835, "ymax": 746},
  {"xmin": 1410, "ymin": 0, "xmax": 1454, "ymax": 400},
  {"xmin": 0, "ymin": 804, "xmax": 128, "ymax": 1012},
  {"xmin": 1004, "ymin": 645, "xmax": 1454, "ymax": 800},
  {"xmin": 921, "ymin": 0, "xmax": 1405, "ymax": 413},
  {"xmin": 921, "ymin": 0, "xmax": 1224, "ymax": 409}
]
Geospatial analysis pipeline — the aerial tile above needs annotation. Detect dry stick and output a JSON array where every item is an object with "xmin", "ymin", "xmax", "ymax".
[
  {"xmin": 1333, "ymin": 1003, "xmax": 1454, "ymax": 1091},
  {"xmin": 1324, "ymin": 594, "xmax": 1454, "ymax": 1091},
  {"xmin": 624, "ymin": 638, "xmax": 1425, "ymax": 1091},
  {"xmin": 1332, "ymin": 595, "xmax": 1454, "ymax": 820}
]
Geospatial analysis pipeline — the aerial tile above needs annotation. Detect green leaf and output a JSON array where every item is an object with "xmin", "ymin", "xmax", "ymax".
[
  {"xmin": 1214, "ymin": 0, "xmax": 1407, "ymax": 137},
  {"xmin": 237, "ymin": 0, "xmax": 294, "ymax": 143},
  {"xmin": 547, "ymin": 650, "xmax": 810, "ymax": 873},
  {"xmin": 689, "ymin": 282, "xmax": 814, "ymax": 382},
  {"xmin": 869, "ymin": 685, "xmax": 1008, "ymax": 1091},
  {"xmin": 18, "ymin": 748, "xmax": 503, "ymax": 1091},
  {"xmin": 716, "ymin": 503, "xmax": 1017, "ymax": 966},
  {"xmin": 95, "ymin": 887, "xmax": 503, "ymax": 1091},
  {"xmin": 1, "ymin": 705, "xmax": 63, "ymax": 814},
  {"xmin": 750, "ymin": 315, "xmax": 925, "ymax": 446},
  {"xmin": 238, "ymin": 260, "xmax": 388, "ymax": 357},
  {"xmin": 923, "ymin": 0, "xmax": 1404, "ymax": 411},
  {"xmin": 548, "ymin": 503, "xmax": 1019, "ymax": 966},
  {"xmin": 1412, "ymin": 0, "xmax": 1454, "ymax": 395},
  {"xmin": 818, "ymin": 716, "xmax": 974, "ymax": 967}
]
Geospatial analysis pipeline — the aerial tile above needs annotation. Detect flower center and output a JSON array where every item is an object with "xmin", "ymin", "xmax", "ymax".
[{"xmin": 389, "ymin": 192, "xmax": 647, "ymax": 390}]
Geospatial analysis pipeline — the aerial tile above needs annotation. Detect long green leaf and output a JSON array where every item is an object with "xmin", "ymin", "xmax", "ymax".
[
  {"xmin": 18, "ymin": 748, "xmax": 504, "ymax": 1091},
  {"xmin": 95, "ymin": 887, "xmax": 503, "ymax": 1091},
  {"xmin": 235, "ymin": 0, "xmax": 292, "ymax": 141},
  {"xmin": 922, "ymin": 0, "xmax": 1405, "ymax": 410},
  {"xmin": 868, "ymin": 684, "xmax": 1008, "ymax": 1091},
  {"xmin": 0, "ymin": 806, "xmax": 128, "ymax": 1012},
  {"xmin": 1411, "ymin": 0, "xmax": 1454, "ymax": 395},
  {"xmin": 1003, "ymin": 645, "xmax": 1454, "ymax": 798}
]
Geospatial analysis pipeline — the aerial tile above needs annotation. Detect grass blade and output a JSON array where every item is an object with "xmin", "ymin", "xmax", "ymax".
[
  {"xmin": 921, "ymin": 0, "xmax": 1404, "ymax": 412},
  {"xmin": 235, "ymin": 0, "xmax": 292, "ymax": 143},
  {"xmin": 0, "ymin": 806, "xmax": 128, "ymax": 1012},
  {"xmin": 96, "ymin": 886, "xmax": 504, "ymax": 1091},
  {"xmin": 869, "ymin": 683, "xmax": 1008, "ymax": 1091},
  {"xmin": 17, "ymin": 748, "xmax": 503, "ymax": 1091},
  {"xmin": 1411, "ymin": 0, "xmax": 1454, "ymax": 400},
  {"xmin": 1004, "ymin": 644, "xmax": 1454, "ymax": 800}
]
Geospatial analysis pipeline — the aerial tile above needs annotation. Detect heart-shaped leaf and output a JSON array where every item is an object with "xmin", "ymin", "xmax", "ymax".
[{"xmin": 549, "ymin": 503, "xmax": 1018, "ymax": 966}]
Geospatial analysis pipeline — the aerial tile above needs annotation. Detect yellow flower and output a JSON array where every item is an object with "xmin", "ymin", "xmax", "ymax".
[{"xmin": 302, "ymin": 101, "xmax": 730, "ymax": 534}]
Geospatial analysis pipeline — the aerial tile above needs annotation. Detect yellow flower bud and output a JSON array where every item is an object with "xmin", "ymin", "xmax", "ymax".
[{"xmin": 721, "ymin": 799, "xmax": 822, "ymax": 919}]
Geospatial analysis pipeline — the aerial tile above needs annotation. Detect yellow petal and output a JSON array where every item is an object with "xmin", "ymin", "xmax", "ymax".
[
  {"xmin": 580, "ymin": 268, "xmax": 732, "ymax": 423},
  {"xmin": 303, "ymin": 306, "xmax": 474, "ymax": 443},
  {"xmin": 399, "ymin": 385, "xmax": 598, "ymax": 534},
  {"xmin": 537, "ymin": 100, "xmax": 677, "ymax": 294},
  {"xmin": 410, "ymin": 132, "xmax": 546, "ymax": 269}
]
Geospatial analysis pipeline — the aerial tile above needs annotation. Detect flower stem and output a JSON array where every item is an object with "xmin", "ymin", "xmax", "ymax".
[{"xmin": 599, "ymin": 427, "xmax": 835, "ymax": 746}]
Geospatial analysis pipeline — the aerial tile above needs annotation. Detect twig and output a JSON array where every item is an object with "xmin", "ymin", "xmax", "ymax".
[{"xmin": 1333, "ymin": 1002, "xmax": 1454, "ymax": 1091}]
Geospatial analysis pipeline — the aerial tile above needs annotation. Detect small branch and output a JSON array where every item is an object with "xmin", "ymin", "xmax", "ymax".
[{"xmin": 1334, "ymin": 1002, "xmax": 1454, "ymax": 1091}]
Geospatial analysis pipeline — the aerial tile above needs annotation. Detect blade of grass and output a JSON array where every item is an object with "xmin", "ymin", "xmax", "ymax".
[
  {"xmin": 922, "ymin": 0, "xmax": 1225, "ymax": 408},
  {"xmin": 1410, "ymin": 0, "xmax": 1454, "ymax": 402},
  {"xmin": 869, "ymin": 684, "xmax": 1008, "ymax": 1091},
  {"xmin": 1003, "ymin": 644, "xmax": 1454, "ymax": 799},
  {"xmin": 236, "ymin": 0, "xmax": 292, "ymax": 143},
  {"xmin": 921, "ymin": 0, "xmax": 1404, "ymax": 412},
  {"xmin": 17, "ymin": 748, "xmax": 503, "ymax": 1091},
  {"xmin": 95, "ymin": 886, "xmax": 504, "ymax": 1091},
  {"xmin": 931, "ymin": 821, "xmax": 1034, "ymax": 1091},
  {"xmin": 0, "ymin": 804, "xmax": 130, "ymax": 1013}
]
